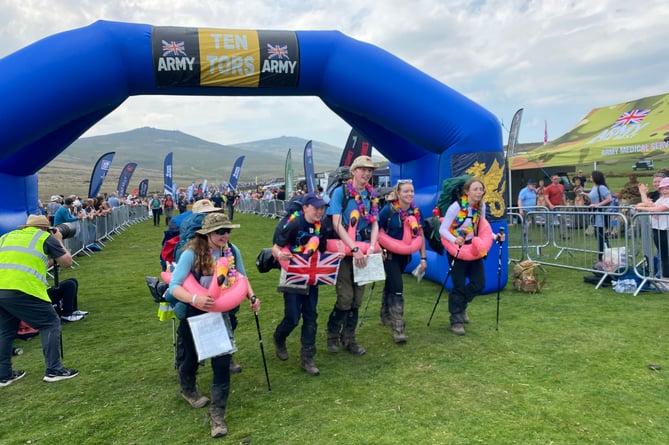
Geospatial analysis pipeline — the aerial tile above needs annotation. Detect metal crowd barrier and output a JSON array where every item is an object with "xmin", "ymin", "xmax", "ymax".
[
  {"xmin": 62, "ymin": 205, "xmax": 149, "ymax": 259},
  {"xmin": 508, "ymin": 205, "xmax": 669, "ymax": 295},
  {"xmin": 238, "ymin": 198, "xmax": 286, "ymax": 218}
]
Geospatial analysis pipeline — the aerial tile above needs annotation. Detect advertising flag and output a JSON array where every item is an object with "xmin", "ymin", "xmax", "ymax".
[
  {"xmin": 507, "ymin": 109, "xmax": 524, "ymax": 158},
  {"xmin": 285, "ymin": 149, "xmax": 294, "ymax": 196},
  {"xmin": 116, "ymin": 162, "xmax": 137, "ymax": 197},
  {"xmin": 228, "ymin": 156, "xmax": 245, "ymax": 191},
  {"xmin": 164, "ymin": 152, "xmax": 174, "ymax": 196},
  {"xmin": 138, "ymin": 179, "xmax": 149, "ymax": 198},
  {"xmin": 339, "ymin": 128, "xmax": 372, "ymax": 167},
  {"xmin": 303, "ymin": 141, "xmax": 316, "ymax": 193},
  {"xmin": 543, "ymin": 120, "xmax": 548, "ymax": 145},
  {"xmin": 88, "ymin": 151, "xmax": 115, "ymax": 198}
]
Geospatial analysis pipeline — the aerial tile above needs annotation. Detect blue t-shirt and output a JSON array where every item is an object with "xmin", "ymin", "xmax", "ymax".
[
  {"xmin": 518, "ymin": 186, "xmax": 537, "ymax": 208},
  {"xmin": 326, "ymin": 185, "xmax": 373, "ymax": 235}
]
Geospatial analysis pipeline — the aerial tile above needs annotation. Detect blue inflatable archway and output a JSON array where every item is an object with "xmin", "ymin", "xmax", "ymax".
[{"xmin": 0, "ymin": 20, "xmax": 506, "ymax": 290}]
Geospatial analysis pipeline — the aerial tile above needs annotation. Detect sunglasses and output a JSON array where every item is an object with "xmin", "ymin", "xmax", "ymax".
[
  {"xmin": 214, "ymin": 228, "xmax": 232, "ymax": 235},
  {"xmin": 397, "ymin": 179, "xmax": 413, "ymax": 184}
]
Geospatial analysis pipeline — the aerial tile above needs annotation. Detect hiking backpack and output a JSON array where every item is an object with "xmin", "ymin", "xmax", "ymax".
[{"xmin": 512, "ymin": 260, "xmax": 547, "ymax": 294}]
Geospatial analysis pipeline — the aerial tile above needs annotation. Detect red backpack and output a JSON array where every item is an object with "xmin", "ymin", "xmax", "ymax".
[{"xmin": 160, "ymin": 235, "xmax": 180, "ymax": 264}]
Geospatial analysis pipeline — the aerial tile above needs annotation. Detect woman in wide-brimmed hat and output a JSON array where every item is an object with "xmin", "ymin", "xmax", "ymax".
[{"xmin": 167, "ymin": 212, "xmax": 259, "ymax": 438}]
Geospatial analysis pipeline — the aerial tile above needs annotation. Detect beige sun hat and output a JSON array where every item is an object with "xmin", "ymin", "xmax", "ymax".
[
  {"xmin": 349, "ymin": 155, "xmax": 376, "ymax": 172},
  {"xmin": 18, "ymin": 214, "xmax": 52, "ymax": 230},
  {"xmin": 192, "ymin": 199, "xmax": 224, "ymax": 214},
  {"xmin": 196, "ymin": 213, "xmax": 240, "ymax": 235}
]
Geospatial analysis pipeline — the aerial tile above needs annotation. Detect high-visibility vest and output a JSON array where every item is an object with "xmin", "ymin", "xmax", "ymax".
[{"xmin": 0, "ymin": 227, "xmax": 51, "ymax": 302}]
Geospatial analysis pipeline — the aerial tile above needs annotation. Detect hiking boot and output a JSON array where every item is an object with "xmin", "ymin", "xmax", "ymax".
[
  {"xmin": 461, "ymin": 311, "xmax": 470, "ymax": 324},
  {"xmin": 229, "ymin": 361, "xmax": 242, "ymax": 374},
  {"xmin": 326, "ymin": 336, "xmax": 339, "ymax": 353},
  {"xmin": 343, "ymin": 341, "xmax": 366, "ymax": 356},
  {"xmin": 12, "ymin": 347, "xmax": 23, "ymax": 356},
  {"xmin": 43, "ymin": 367, "xmax": 79, "ymax": 382},
  {"xmin": 274, "ymin": 334, "xmax": 289, "ymax": 361},
  {"xmin": 393, "ymin": 332, "xmax": 408, "ymax": 344},
  {"xmin": 210, "ymin": 406, "xmax": 228, "ymax": 438},
  {"xmin": 450, "ymin": 323, "xmax": 466, "ymax": 336},
  {"xmin": 300, "ymin": 358, "xmax": 320, "ymax": 376},
  {"xmin": 0, "ymin": 370, "xmax": 26, "ymax": 387},
  {"xmin": 182, "ymin": 390, "xmax": 210, "ymax": 408}
]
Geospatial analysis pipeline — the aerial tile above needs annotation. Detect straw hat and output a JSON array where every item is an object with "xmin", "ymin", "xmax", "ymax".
[
  {"xmin": 196, "ymin": 213, "xmax": 240, "ymax": 235},
  {"xmin": 18, "ymin": 215, "xmax": 52, "ymax": 230}
]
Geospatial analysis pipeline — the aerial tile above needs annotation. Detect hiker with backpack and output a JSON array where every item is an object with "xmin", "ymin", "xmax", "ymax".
[
  {"xmin": 271, "ymin": 192, "xmax": 330, "ymax": 376},
  {"xmin": 377, "ymin": 179, "xmax": 427, "ymax": 344},
  {"xmin": 439, "ymin": 177, "xmax": 504, "ymax": 336},
  {"xmin": 325, "ymin": 155, "xmax": 380, "ymax": 356},
  {"xmin": 166, "ymin": 212, "xmax": 261, "ymax": 438},
  {"xmin": 169, "ymin": 198, "xmax": 245, "ymax": 373}
]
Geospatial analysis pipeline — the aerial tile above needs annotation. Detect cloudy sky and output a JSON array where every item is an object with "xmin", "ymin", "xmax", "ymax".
[{"xmin": 3, "ymin": 0, "xmax": 669, "ymax": 148}]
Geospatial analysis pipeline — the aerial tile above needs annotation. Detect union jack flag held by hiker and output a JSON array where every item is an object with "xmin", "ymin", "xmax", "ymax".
[{"xmin": 283, "ymin": 252, "xmax": 341, "ymax": 286}]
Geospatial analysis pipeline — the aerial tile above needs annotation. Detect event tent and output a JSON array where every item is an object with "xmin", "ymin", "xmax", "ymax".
[{"xmin": 510, "ymin": 92, "xmax": 669, "ymax": 171}]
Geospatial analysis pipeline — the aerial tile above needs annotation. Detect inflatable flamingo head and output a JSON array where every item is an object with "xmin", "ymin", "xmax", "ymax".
[
  {"xmin": 470, "ymin": 238, "xmax": 489, "ymax": 258},
  {"xmin": 349, "ymin": 209, "xmax": 360, "ymax": 229}
]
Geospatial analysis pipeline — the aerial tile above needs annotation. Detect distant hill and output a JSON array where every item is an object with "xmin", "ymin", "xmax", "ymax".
[{"xmin": 37, "ymin": 127, "xmax": 385, "ymax": 200}]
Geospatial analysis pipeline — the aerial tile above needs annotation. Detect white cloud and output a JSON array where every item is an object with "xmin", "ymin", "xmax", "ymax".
[{"xmin": 2, "ymin": 0, "xmax": 669, "ymax": 146}]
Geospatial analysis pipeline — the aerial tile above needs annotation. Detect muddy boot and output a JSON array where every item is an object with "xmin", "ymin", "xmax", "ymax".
[
  {"xmin": 178, "ymin": 373, "xmax": 209, "ymax": 409},
  {"xmin": 273, "ymin": 331, "xmax": 289, "ymax": 361},
  {"xmin": 450, "ymin": 312, "xmax": 466, "ymax": 336},
  {"xmin": 210, "ymin": 383, "xmax": 229, "ymax": 438},
  {"xmin": 388, "ymin": 294, "xmax": 407, "ymax": 343},
  {"xmin": 300, "ymin": 346, "xmax": 320, "ymax": 376},
  {"xmin": 380, "ymin": 291, "xmax": 391, "ymax": 326},
  {"xmin": 326, "ymin": 308, "xmax": 346, "ymax": 353},
  {"xmin": 341, "ymin": 309, "xmax": 366, "ymax": 356}
]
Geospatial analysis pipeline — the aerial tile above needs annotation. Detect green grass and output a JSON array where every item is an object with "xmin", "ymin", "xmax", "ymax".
[{"xmin": 2, "ymin": 213, "xmax": 668, "ymax": 444}]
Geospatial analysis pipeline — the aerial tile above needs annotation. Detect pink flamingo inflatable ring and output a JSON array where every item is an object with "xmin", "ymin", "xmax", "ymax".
[
  {"xmin": 378, "ymin": 215, "xmax": 423, "ymax": 255},
  {"xmin": 277, "ymin": 235, "xmax": 320, "ymax": 270},
  {"xmin": 441, "ymin": 217, "xmax": 494, "ymax": 261},
  {"xmin": 161, "ymin": 256, "xmax": 249, "ymax": 312},
  {"xmin": 325, "ymin": 209, "xmax": 378, "ymax": 255}
]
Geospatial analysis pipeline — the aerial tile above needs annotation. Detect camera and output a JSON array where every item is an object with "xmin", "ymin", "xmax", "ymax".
[{"xmin": 52, "ymin": 222, "xmax": 78, "ymax": 240}]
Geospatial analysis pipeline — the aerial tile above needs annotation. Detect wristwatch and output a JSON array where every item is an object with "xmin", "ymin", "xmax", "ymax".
[{"xmin": 351, "ymin": 246, "xmax": 360, "ymax": 253}]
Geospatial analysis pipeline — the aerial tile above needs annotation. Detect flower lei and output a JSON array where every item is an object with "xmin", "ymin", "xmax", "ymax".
[
  {"xmin": 392, "ymin": 200, "xmax": 421, "ymax": 235},
  {"xmin": 346, "ymin": 180, "xmax": 379, "ymax": 223},
  {"xmin": 211, "ymin": 245, "xmax": 237, "ymax": 288},
  {"xmin": 284, "ymin": 210, "xmax": 321, "ymax": 253},
  {"xmin": 449, "ymin": 195, "xmax": 479, "ymax": 238}
]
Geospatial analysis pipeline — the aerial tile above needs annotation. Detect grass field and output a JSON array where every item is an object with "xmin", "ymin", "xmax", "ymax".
[{"xmin": 2, "ymin": 213, "xmax": 668, "ymax": 444}]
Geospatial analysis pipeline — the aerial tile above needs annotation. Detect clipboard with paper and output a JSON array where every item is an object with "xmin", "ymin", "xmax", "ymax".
[
  {"xmin": 353, "ymin": 253, "xmax": 386, "ymax": 285},
  {"xmin": 187, "ymin": 312, "xmax": 237, "ymax": 361}
]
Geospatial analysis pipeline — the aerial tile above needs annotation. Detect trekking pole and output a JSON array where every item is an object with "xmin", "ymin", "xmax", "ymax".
[
  {"xmin": 427, "ymin": 245, "xmax": 461, "ymax": 327},
  {"xmin": 495, "ymin": 227, "xmax": 505, "ymax": 331},
  {"xmin": 251, "ymin": 297, "xmax": 271, "ymax": 391},
  {"xmin": 53, "ymin": 262, "xmax": 64, "ymax": 359},
  {"xmin": 358, "ymin": 282, "xmax": 375, "ymax": 327}
]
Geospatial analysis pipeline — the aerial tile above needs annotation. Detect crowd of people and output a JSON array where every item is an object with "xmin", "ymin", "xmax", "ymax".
[{"xmin": 516, "ymin": 169, "xmax": 669, "ymax": 276}]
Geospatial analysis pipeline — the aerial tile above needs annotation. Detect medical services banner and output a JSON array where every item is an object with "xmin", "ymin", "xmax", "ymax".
[
  {"xmin": 152, "ymin": 27, "xmax": 300, "ymax": 89},
  {"xmin": 510, "ymin": 93, "xmax": 669, "ymax": 170}
]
